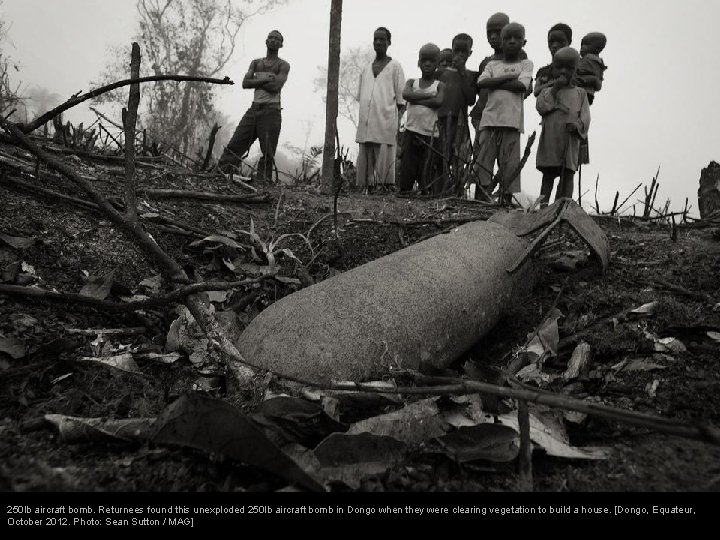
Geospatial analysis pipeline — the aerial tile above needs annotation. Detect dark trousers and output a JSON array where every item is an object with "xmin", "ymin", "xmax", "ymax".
[
  {"xmin": 218, "ymin": 104, "xmax": 281, "ymax": 181},
  {"xmin": 398, "ymin": 130, "xmax": 440, "ymax": 194}
]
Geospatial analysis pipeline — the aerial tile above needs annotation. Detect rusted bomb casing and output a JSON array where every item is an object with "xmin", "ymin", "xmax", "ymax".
[{"xmin": 237, "ymin": 220, "xmax": 534, "ymax": 382}]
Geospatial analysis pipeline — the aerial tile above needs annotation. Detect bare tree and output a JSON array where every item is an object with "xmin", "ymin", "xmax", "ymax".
[
  {"xmin": 0, "ymin": 3, "xmax": 25, "ymax": 120},
  {"xmin": 314, "ymin": 45, "xmax": 373, "ymax": 130},
  {"xmin": 93, "ymin": 0, "xmax": 283, "ymax": 158}
]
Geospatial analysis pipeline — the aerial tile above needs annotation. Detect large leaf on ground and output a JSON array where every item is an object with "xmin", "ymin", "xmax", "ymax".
[
  {"xmin": 314, "ymin": 432, "xmax": 406, "ymax": 466},
  {"xmin": 152, "ymin": 394, "xmax": 324, "ymax": 492},
  {"xmin": 497, "ymin": 411, "xmax": 610, "ymax": 460},
  {"xmin": 347, "ymin": 398, "xmax": 449, "ymax": 444},
  {"xmin": 252, "ymin": 396, "xmax": 347, "ymax": 448},
  {"xmin": 282, "ymin": 442, "xmax": 391, "ymax": 490},
  {"xmin": 440, "ymin": 394, "xmax": 485, "ymax": 428},
  {"xmin": 190, "ymin": 234, "xmax": 246, "ymax": 250},
  {"xmin": 79, "ymin": 272, "xmax": 115, "ymax": 300},
  {"xmin": 434, "ymin": 424, "xmax": 520, "ymax": 463},
  {"xmin": 45, "ymin": 415, "xmax": 153, "ymax": 443}
]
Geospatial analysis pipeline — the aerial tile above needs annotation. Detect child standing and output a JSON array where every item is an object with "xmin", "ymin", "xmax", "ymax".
[
  {"xmin": 575, "ymin": 32, "xmax": 607, "ymax": 105},
  {"xmin": 533, "ymin": 23, "xmax": 573, "ymax": 97},
  {"xmin": 437, "ymin": 48, "xmax": 454, "ymax": 76},
  {"xmin": 398, "ymin": 43, "xmax": 446, "ymax": 194},
  {"xmin": 437, "ymin": 33, "xmax": 477, "ymax": 194},
  {"xmin": 535, "ymin": 47, "xmax": 591, "ymax": 206},
  {"xmin": 469, "ymin": 12, "xmax": 529, "ymax": 130},
  {"xmin": 475, "ymin": 22, "xmax": 533, "ymax": 204}
]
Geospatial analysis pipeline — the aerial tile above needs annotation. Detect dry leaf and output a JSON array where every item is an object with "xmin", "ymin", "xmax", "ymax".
[
  {"xmin": 80, "ymin": 272, "xmax": 115, "ymax": 300},
  {"xmin": 45, "ymin": 414, "xmax": 153, "ymax": 443},
  {"xmin": 190, "ymin": 234, "xmax": 246, "ymax": 250},
  {"xmin": 434, "ymin": 423, "xmax": 520, "ymax": 463},
  {"xmin": 139, "ymin": 274, "xmax": 162, "ymax": 295},
  {"xmin": 0, "ymin": 337, "xmax": 26, "ymax": 359},
  {"xmin": 79, "ymin": 353, "xmax": 141, "ymax": 373},
  {"xmin": 564, "ymin": 342, "xmax": 592, "ymax": 379},
  {"xmin": 630, "ymin": 301, "xmax": 659, "ymax": 315},
  {"xmin": 654, "ymin": 337, "xmax": 686, "ymax": 353},
  {"xmin": 347, "ymin": 398, "xmax": 448, "ymax": 444},
  {"xmin": 497, "ymin": 412, "xmax": 609, "ymax": 460}
]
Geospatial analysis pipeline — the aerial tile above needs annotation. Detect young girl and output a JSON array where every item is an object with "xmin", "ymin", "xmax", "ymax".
[{"xmin": 535, "ymin": 47, "xmax": 590, "ymax": 205}]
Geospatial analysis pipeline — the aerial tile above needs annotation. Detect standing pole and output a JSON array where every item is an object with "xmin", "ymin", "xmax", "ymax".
[
  {"xmin": 320, "ymin": 0, "xmax": 343, "ymax": 194},
  {"xmin": 577, "ymin": 163, "xmax": 583, "ymax": 208}
]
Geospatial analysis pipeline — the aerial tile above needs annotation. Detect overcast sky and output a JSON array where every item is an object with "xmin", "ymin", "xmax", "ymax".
[{"xmin": 3, "ymin": 0, "xmax": 719, "ymax": 212}]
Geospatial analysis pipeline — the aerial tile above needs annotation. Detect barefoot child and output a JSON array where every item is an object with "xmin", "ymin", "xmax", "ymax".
[
  {"xmin": 536, "ymin": 47, "xmax": 591, "ymax": 206},
  {"xmin": 475, "ymin": 22, "xmax": 533, "ymax": 204},
  {"xmin": 398, "ymin": 43, "xmax": 446, "ymax": 194},
  {"xmin": 437, "ymin": 33, "xmax": 477, "ymax": 193}
]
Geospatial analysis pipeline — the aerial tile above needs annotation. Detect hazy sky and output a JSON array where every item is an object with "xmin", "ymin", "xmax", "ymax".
[{"xmin": 3, "ymin": 0, "xmax": 720, "ymax": 212}]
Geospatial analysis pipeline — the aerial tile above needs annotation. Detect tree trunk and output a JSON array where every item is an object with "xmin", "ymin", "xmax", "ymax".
[{"xmin": 320, "ymin": 0, "xmax": 342, "ymax": 194}]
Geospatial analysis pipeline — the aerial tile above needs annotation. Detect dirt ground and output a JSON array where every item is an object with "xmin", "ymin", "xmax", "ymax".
[{"xmin": 1, "ymin": 146, "xmax": 719, "ymax": 492}]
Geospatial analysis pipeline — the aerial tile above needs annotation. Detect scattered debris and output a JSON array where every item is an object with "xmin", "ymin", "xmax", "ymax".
[
  {"xmin": 138, "ymin": 274, "xmax": 162, "ymax": 295},
  {"xmin": 646, "ymin": 379, "xmax": 661, "ymax": 398},
  {"xmin": 630, "ymin": 301, "xmax": 659, "ymax": 315},
  {"xmin": 152, "ymin": 394, "xmax": 325, "ymax": 492},
  {"xmin": 563, "ymin": 342, "xmax": 592, "ymax": 380},
  {"xmin": 45, "ymin": 414, "xmax": 153, "ymax": 443},
  {"xmin": 497, "ymin": 410, "xmax": 610, "ymax": 460},
  {"xmin": 347, "ymin": 398, "xmax": 449, "ymax": 444},
  {"xmin": 79, "ymin": 272, "xmax": 115, "ymax": 300},
  {"xmin": 251, "ymin": 396, "xmax": 347, "ymax": 448},
  {"xmin": 0, "ymin": 337, "xmax": 27, "ymax": 359},
  {"xmin": 79, "ymin": 353, "xmax": 141, "ymax": 374},
  {"xmin": 433, "ymin": 423, "xmax": 520, "ymax": 463}
]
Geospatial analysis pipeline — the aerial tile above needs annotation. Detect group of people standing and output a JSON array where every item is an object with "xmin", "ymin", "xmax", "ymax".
[
  {"xmin": 355, "ymin": 13, "xmax": 607, "ymax": 205},
  {"xmin": 215, "ymin": 14, "xmax": 607, "ymax": 208}
]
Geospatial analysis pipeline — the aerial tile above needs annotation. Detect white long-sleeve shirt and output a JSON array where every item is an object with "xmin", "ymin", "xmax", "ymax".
[{"xmin": 355, "ymin": 59, "xmax": 405, "ymax": 145}]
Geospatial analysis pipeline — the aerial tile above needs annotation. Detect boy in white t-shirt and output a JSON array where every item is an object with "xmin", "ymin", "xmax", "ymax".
[
  {"xmin": 398, "ymin": 43, "xmax": 446, "ymax": 194},
  {"xmin": 475, "ymin": 22, "xmax": 533, "ymax": 204}
]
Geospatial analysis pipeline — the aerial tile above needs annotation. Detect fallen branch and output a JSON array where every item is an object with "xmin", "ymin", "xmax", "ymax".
[
  {"xmin": 67, "ymin": 327, "xmax": 146, "ymax": 336},
  {"xmin": 23, "ymin": 75, "xmax": 234, "ymax": 134},
  {"xmin": 256, "ymin": 368, "xmax": 720, "ymax": 446},
  {"xmin": 0, "ymin": 174, "xmax": 98, "ymax": 211},
  {"xmin": 0, "ymin": 276, "xmax": 274, "ymax": 312},
  {"xmin": 653, "ymin": 279, "xmax": 713, "ymax": 302},
  {"xmin": 142, "ymin": 188, "xmax": 270, "ymax": 204}
]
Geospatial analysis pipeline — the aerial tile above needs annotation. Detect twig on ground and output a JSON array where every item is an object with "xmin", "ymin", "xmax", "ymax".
[
  {"xmin": 141, "ymin": 188, "xmax": 269, "ymax": 204},
  {"xmin": 0, "ymin": 275, "xmax": 274, "ymax": 313},
  {"xmin": 518, "ymin": 400, "xmax": 533, "ymax": 490}
]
